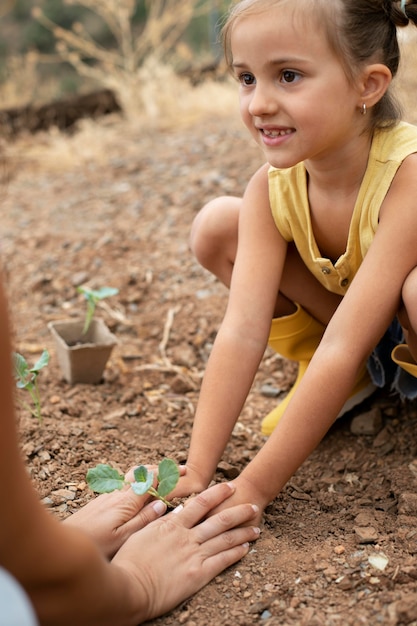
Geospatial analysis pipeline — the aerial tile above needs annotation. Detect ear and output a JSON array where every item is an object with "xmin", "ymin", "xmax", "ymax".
[{"xmin": 358, "ymin": 63, "xmax": 392, "ymax": 109}]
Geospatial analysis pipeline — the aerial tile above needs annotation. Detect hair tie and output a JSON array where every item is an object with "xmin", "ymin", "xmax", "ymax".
[{"xmin": 401, "ymin": 0, "xmax": 407, "ymax": 14}]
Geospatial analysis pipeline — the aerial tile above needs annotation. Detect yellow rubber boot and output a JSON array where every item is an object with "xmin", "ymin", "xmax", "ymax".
[
  {"xmin": 261, "ymin": 304, "xmax": 376, "ymax": 436},
  {"xmin": 391, "ymin": 344, "xmax": 417, "ymax": 377}
]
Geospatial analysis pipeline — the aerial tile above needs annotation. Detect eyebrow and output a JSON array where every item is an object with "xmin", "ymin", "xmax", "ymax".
[{"xmin": 232, "ymin": 57, "xmax": 308, "ymax": 69}]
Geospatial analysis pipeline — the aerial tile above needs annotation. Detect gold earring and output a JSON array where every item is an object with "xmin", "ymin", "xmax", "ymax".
[{"xmin": 361, "ymin": 103, "xmax": 367, "ymax": 115}]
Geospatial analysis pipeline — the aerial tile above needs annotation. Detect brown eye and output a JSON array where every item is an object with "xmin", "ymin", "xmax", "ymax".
[
  {"xmin": 281, "ymin": 70, "xmax": 301, "ymax": 84},
  {"xmin": 239, "ymin": 72, "xmax": 255, "ymax": 85},
  {"xmin": 282, "ymin": 70, "xmax": 297, "ymax": 83}
]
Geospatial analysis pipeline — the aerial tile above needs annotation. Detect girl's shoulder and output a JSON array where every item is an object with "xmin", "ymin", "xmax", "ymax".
[{"xmin": 373, "ymin": 121, "xmax": 417, "ymax": 162}]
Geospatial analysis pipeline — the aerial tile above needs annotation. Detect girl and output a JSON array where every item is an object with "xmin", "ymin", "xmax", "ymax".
[{"xmin": 172, "ymin": 0, "xmax": 417, "ymax": 522}]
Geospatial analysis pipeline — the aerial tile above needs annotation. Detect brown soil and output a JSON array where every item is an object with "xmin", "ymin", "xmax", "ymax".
[{"xmin": 3, "ymin": 112, "xmax": 417, "ymax": 626}]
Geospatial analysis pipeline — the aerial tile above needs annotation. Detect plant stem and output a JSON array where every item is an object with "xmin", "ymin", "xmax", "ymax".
[{"xmin": 147, "ymin": 487, "xmax": 172, "ymax": 507}]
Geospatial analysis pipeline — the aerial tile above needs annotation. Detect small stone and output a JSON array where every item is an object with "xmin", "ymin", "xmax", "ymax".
[
  {"xmin": 354, "ymin": 526, "xmax": 378, "ymax": 544},
  {"xmin": 350, "ymin": 408, "xmax": 382, "ymax": 435},
  {"xmin": 260, "ymin": 383, "xmax": 283, "ymax": 397},
  {"xmin": 170, "ymin": 374, "xmax": 195, "ymax": 394},
  {"xmin": 52, "ymin": 488, "xmax": 76, "ymax": 501},
  {"xmin": 217, "ymin": 461, "xmax": 239, "ymax": 480},
  {"xmin": 389, "ymin": 594, "xmax": 417, "ymax": 624},
  {"xmin": 398, "ymin": 492, "xmax": 417, "ymax": 516}
]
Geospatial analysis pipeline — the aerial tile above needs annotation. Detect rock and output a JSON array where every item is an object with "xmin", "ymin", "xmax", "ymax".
[
  {"xmin": 170, "ymin": 374, "xmax": 195, "ymax": 394},
  {"xmin": 260, "ymin": 383, "xmax": 282, "ymax": 398},
  {"xmin": 217, "ymin": 461, "xmax": 239, "ymax": 480},
  {"xmin": 354, "ymin": 526, "xmax": 378, "ymax": 544},
  {"xmin": 389, "ymin": 594, "xmax": 417, "ymax": 624},
  {"xmin": 350, "ymin": 408, "xmax": 382, "ymax": 435},
  {"xmin": 398, "ymin": 493, "xmax": 417, "ymax": 516}
]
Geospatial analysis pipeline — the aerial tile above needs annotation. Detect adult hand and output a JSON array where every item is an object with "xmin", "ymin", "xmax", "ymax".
[
  {"xmin": 112, "ymin": 481, "xmax": 260, "ymax": 623},
  {"xmin": 64, "ymin": 488, "xmax": 167, "ymax": 559}
]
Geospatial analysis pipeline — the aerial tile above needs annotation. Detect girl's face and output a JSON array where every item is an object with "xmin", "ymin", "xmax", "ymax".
[{"xmin": 230, "ymin": 4, "xmax": 365, "ymax": 170}]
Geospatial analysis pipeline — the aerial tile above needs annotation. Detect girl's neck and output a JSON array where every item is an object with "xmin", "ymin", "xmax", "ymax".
[{"xmin": 304, "ymin": 130, "xmax": 374, "ymax": 196}]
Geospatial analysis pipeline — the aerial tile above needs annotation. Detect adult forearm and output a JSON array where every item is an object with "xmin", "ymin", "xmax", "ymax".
[{"xmin": 26, "ymin": 526, "xmax": 146, "ymax": 626}]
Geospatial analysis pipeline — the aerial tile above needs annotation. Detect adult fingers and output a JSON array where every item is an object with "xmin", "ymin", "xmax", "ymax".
[
  {"xmin": 195, "ymin": 524, "xmax": 260, "ymax": 561},
  {"xmin": 121, "ymin": 499, "xmax": 167, "ymax": 535},
  {"xmin": 171, "ymin": 482, "xmax": 237, "ymax": 528},
  {"xmin": 198, "ymin": 539, "xmax": 253, "ymax": 582},
  {"xmin": 192, "ymin": 503, "xmax": 259, "ymax": 545}
]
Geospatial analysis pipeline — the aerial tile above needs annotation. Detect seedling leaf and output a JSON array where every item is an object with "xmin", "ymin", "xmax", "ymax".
[
  {"xmin": 89, "ymin": 287, "xmax": 119, "ymax": 300},
  {"xmin": 77, "ymin": 285, "xmax": 119, "ymax": 334},
  {"xmin": 86, "ymin": 464, "xmax": 125, "ymax": 493},
  {"xmin": 133, "ymin": 465, "xmax": 151, "ymax": 483},
  {"xmin": 131, "ymin": 465, "xmax": 154, "ymax": 495},
  {"xmin": 31, "ymin": 350, "xmax": 50, "ymax": 373},
  {"xmin": 13, "ymin": 352, "xmax": 29, "ymax": 382},
  {"xmin": 157, "ymin": 458, "xmax": 180, "ymax": 498},
  {"xmin": 13, "ymin": 350, "xmax": 49, "ymax": 422},
  {"xmin": 86, "ymin": 459, "xmax": 180, "ymax": 507}
]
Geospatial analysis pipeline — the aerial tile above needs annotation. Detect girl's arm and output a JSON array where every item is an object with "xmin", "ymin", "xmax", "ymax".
[
  {"xmin": 176, "ymin": 164, "xmax": 288, "ymax": 496},
  {"xmin": 222, "ymin": 153, "xmax": 417, "ymax": 513}
]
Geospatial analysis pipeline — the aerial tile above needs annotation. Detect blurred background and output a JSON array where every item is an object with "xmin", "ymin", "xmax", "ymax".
[{"xmin": 0, "ymin": 0, "xmax": 415, "ymax": 132}]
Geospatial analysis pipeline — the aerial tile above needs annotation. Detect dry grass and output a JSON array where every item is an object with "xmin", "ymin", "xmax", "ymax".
[
  {"xmin": 33, "ymin": 0, "xmax": 212, "ymax": 120},
  {"xmin": 5, "ymin": 74, "xmax": 240, "ymax": 173},
  {"xmin": 396, "ymin": 28, "xmax": 417, "ymax": 124},
  {"xmin": 2, "ymin": 19, "xmax": 417, "ymax": 175}
]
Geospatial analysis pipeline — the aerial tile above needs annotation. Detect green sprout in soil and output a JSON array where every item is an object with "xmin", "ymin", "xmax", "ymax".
[
  {"xmin": 77, "ymin": 285, "xmax": 119, "ymax": 335},
  {"xmin": 86, "ymin": 458, "xmax": 180, "ymax": 507},
  {"xmin": 13, "ymin": 350, "xmax": 50, "ymax": 422}
]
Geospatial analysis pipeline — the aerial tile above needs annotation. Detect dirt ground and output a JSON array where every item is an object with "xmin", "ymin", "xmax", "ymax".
[{"xmin": 2, "ymin": 109, "xmax": 417, "ymax": 626}]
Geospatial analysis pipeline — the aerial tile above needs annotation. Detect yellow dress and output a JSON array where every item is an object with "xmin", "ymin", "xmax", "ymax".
[{"xmin": 268, "ymin": 121, "xmax": 417, "ymax": 296}]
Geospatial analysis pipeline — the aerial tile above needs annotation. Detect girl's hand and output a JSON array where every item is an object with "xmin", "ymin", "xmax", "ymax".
[
  {"xmin": 63, "ymin": 488, "xmax": 167, "ymax": 559},
  {"xmin": 112, "ymin": 482, "xmax": 260, "ymax": 623},
  {"xmin": 168, "ymin": 464, "xmax": 208, "ymax": 499},
  {"xmin": 205, "ymin": 475, "xmax": 266, "ymax": 528}
]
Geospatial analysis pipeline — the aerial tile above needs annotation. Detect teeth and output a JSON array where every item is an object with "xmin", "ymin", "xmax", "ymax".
[{"xmin": 263, "ymin": 129, "xmax": 292, "ymax": 137}]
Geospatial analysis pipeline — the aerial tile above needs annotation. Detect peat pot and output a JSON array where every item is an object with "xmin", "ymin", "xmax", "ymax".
[{"xmin": 48, "ymin": 318, "xmax": 117, "ymax": 384}]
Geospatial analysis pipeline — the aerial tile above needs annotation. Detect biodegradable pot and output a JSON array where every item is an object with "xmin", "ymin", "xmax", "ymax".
[{"xmin": 48, "ymin": 318, "xmax": 117, "ymax": 384}]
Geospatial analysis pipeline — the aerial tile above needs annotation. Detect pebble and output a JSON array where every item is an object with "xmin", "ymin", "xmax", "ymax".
[
  {"xmin": 350, "ymin": 408, "xmax": 382, "ymax": 435},
  {"xmin": 398, "ymin": 492, "xmax": 417, "ymax": 516},
  {"xmin": 354, "ymin": 526, "xmax": 378, "ymax": 544},
  {"xmin": 260, "ymin": 383, "xmax": 282, "ymax": 398}
]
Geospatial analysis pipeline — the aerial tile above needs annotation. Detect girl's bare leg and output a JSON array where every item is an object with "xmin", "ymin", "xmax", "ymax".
[
  {"xmin": 190, "ymin": 196, "xmax": 342, "ymax": 324},
  {"xmin": 397, "ymin": 266, "xmax": 417, "ymax": 361}
]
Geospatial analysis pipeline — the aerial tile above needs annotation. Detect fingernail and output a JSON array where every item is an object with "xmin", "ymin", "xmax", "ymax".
[
  {"xmin": 173, "ymin": 504, "xmax": 184, "ymax": 514},
  {"xmin": 253, "ymin": 527, "xmax": 261, "ymax": 536},
  {"xmin": 225, "ymin": 482, "xmax": 235, "ymax": 491},
  {"xmin": 251, "ymin": 504, "xmax": 259, "ymax": 513},
  {"xmin": 153, "ymin": 500, "xmax": 167, "ymax": 515}
]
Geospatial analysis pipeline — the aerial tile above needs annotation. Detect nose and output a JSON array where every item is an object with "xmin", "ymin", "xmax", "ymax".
[{"xmin": 248, "ymin": 82, "xmax": 278, "ymax": 117}]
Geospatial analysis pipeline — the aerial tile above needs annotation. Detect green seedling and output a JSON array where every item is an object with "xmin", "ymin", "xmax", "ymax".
[
  {"xmin": 86, "ymin": 458, "xmax": 180, "ymax": 507},
  {"xmin": 77, "ymin": 285, "xmax": 119, "ymax": 335},
  {"xmin": 13, "ymin": 350, "xmax": 50, "ymax": 422}
]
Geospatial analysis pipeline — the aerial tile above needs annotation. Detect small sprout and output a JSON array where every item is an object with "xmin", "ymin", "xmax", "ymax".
[
  {"xmin": 86, "ymin": 458, "xmax": 180, "ymax": 507},
  {"xmin": 77, "ymin": 285, "xmax": 119, "ymax": 335},
  {"xmin": 13, "ymin": 350, "xmax": 50, "ymax": 422}
]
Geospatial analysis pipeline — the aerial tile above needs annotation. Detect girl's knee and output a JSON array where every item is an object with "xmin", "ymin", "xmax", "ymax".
[
  {"xmin": 189, "ymin": 196, "xmax": 240, "ymax": 266},
  {"xmin": 399, "ymin": 268, "xmax": 417, "ymax": 332}
]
